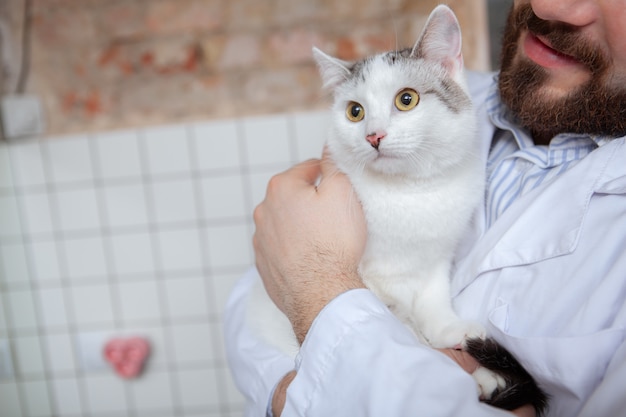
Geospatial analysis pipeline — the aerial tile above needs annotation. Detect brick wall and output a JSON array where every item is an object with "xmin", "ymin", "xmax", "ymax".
[{"xmin": 4, "ymin": 0, "xmax": 488, "ymax": 136}]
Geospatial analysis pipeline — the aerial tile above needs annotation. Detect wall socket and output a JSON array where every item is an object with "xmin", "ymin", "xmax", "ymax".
[
  {"xmin": 76, "ymin": 331, "xmax": 112, "ymax": 372},
  {"xmin": 0, "ymin": 339, "xmax": 15, "ymax": 379},
  {"xmin": 1, "ymin": 94, "xmax": 46, "ymax": 139}
]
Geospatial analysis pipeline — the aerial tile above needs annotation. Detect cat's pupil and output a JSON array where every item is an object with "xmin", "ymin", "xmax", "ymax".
[
  {"xmin": 351, "ymin": 105, "xmax": 362, "ymax": 118},
  {"xmin": 401, "ymin": 94, "xmax": 412, "ymax": 106}
]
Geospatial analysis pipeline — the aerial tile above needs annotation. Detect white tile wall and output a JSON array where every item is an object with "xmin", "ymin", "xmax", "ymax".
[
  {"xmin": 0, "ymin": 194, "xmax": 23, "ymax": 237},
  {"xmin": 7, "ymin": 290, "xmax": 38, "ymax": 330},
  {"xmin": 63, "ymin": 237, "xmax": 108, "ymax": 281},
  {"xmin": 109, "ymin": 232, "xmax": 155, "ymax": 276},
  {"xmin": 143, "ymin": 125, "xmax": 192, "ymax": 175},
  {"xmin": 8, "ymin": 141, "xmax": 46, "ymax": 187},
  {"xmin": 20, "ymin": 193, "xmax": 55, "ymax": 236},
  {"xmin": 191, "ymin": 120, "xmax": 241, "ymax": 171},
  {"xmin": 46, "ymin": 136, "xmax": 94, "ymax": 184},
  {"xmin": 0, "ymin": 110, "xmax": 328, "ymax": 417},
  {"xmin": 103, "ymin": 184, "xmax": 150, "ymax": 228},
  {"xmin": 94, "ymin": 130, "xmax": 144, "ymax": 180},
  {"xmin": 29, "ymin": 242, "xmax": 62, "ymax": 283},
  {"xmin": 117, "ymin": 280, "xmax": 162, "ymax": 322},
  {"xmin": 14, "ymin": 335, "xmax": 46, "ymax": 377},
  {"xmin": 22, "ymin": 380, "xmax": 52, "ymax": 417},
  {"xmin": 84, "ymin": 374, "xmax": 128, "ymax": 414},
  {"xmin": 0, "ymin": 382, "xmax": 23, "ymax": 416},
  {"xmin": 51, "ymin": 378, "xmax": 83, "ymax": 415},
  {"xmin": 130, "ymin": 370, "xmax": 174, "ymax": 412},
  {"xmin": 37, "ymin": 288, "xmax": 70, "ymax": 328},
  {"xmin": 1, "ymin": 243, "xmax": 29, "ymax": 285},
  {"xmin": 43, "ymin": 332, "xmax": 77, "ymax": 374},
  {"xmin": 55, "ymin": 188, "xmax": 101, "ymax": 232}
]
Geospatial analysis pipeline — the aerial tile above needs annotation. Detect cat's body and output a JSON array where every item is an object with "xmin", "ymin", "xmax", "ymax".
[
  {"xmin": 247, "ymin": 5, "xmax": 547, "ymax": 412},
  {"xmin": 316, "ymin": 6, "xmax": 484, "ymax": 349}
]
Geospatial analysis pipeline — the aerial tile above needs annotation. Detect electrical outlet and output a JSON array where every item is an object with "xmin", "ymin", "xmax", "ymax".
[
  {"xmin": 0, "ymin": 339, "xmax": 14, "ymax": 379},
  {"xmin": 1, "ymin": 94, "xmax": 46, "ymax": 139},
  {"xmin": 76, "ymin": 331, "xmax": 112, "ymax": 372}
]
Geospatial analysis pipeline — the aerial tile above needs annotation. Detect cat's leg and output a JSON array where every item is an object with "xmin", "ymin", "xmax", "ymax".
[
  {"xmin": 408, "ymin": 268, "xmax": 486, "ymax": 349},
  {"xmin": 247, "ymin": 276, "xmax": 300, "ymax": 359},
  {"xmin": 472, "ymin": 366, "xmax": 507, "ymax": 401},
  {"xmin": 415, "ymin": 289, "xmax": 508, "ymax": 401}
]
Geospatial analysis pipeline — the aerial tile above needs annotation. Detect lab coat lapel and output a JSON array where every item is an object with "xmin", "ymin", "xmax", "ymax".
[{"xmin": 451, "ymin": 138, "xmax": 622, "ymax": 297}]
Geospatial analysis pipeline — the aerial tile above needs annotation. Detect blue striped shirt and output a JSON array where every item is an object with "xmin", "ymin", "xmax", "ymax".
[{"xmin": 484, "ymin": 80, "xmax": 612, "ymax": 227}]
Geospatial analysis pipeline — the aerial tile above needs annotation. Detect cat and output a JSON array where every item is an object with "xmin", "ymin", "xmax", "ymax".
[
  {"xmin": 247, "ymin": 5, "xmax": 548, "ymax": 411},
  {"xmin": 314, "ymin": 4, "xmax": 484, "ymax": 350}
]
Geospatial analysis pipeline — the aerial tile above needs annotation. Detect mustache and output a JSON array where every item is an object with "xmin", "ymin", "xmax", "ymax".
[{"xmin": 513, "ymin": 4, "xmax": 608, "ymax": 74}]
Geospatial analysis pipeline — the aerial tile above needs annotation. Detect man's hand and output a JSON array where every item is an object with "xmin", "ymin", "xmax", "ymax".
[
  {"xmin": 253, "ymin": 154, "xmax": 367, "ymax": 343},
  {"xmin": 271, "ymin": 371, "xmax": 297, "ymax": 417},
  {"xmin": 512, "ymin": 404, "xmax": 536, "ymax": 417}
]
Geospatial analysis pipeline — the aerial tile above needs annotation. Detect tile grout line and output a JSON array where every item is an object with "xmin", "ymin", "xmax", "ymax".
[
  {"xmin": 37, "ymin": 137, "xmax": 92, "ymax": 417},
  {"xmin": 185, "ymin": 123, "xmax": 235, "ymax": 415},
  {"xmin": 88, "ymin": 132, "xmax": 140, "ymax": 417},
  {"xmin": 136, "ymin": 127, "xmax": 183, "ymax": 417}
]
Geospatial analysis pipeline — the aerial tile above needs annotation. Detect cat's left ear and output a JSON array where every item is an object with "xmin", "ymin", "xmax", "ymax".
[
  {"xmin": 411, "ymin": 5, "xmax": 464, "ymax": 78},
  {"xmin": 312, "ymin": 47, "xmax": 354, "ymax": 90}
]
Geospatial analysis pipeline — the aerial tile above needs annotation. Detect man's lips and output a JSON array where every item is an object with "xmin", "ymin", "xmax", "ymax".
[{"xmin": 523, "ymin": 31, "xmax": 582, "ymax": 69}]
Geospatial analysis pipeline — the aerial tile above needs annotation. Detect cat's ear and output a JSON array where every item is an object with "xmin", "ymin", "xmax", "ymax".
[
  {"xmin": 411, "ymin": 5, "xmax": 464, "ymax": 78},
  {"xmin": 312, "ymin": 47, "xmax": 353, "ymax": 89}
]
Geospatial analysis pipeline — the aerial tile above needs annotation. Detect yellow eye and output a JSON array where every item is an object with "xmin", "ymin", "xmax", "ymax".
[
  {"xmin": 395, "ymin": 88, "xmax": 420, "ymax": 111},
  {"xmin": 346, "ymin": 101, "xmax": 365, "ymax": 122}
]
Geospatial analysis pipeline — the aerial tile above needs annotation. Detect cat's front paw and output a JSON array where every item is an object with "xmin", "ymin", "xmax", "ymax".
[
  {"xmin": 431, "ymin": 320, "xmax": 486, "ymax": 348},
  {"xmin": 472, "ymin": 366, "xmax": 506, "ymax": 401}
]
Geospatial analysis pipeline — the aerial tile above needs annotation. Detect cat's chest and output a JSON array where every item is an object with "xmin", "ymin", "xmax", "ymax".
[
  {"xmin": 353, "ymin": 176, "xmax": 446, "ymax": 213},
  {"xmin": 354, "ymin": 179, "xmax": 442, "ymax": 230}
]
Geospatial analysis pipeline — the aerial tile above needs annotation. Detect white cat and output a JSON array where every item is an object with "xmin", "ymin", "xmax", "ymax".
[
  {"xmin": 247, "ymin": 3, "xmax": 499, "ymax": 396},
  {"xmin": 316, "ymin": 4, "xmax": 485, "ymax": 349}
]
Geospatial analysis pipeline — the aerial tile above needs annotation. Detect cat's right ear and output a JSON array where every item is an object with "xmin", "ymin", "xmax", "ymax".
[
  {"xmin": 411, "ymin": 5, "xmax": 464, "ymax": 80},
  {"xmin": 312, "ymin": 47, "xmax": 353, "ymax": 90}
]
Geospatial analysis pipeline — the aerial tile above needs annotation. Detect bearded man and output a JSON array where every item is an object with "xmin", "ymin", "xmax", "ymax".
[{"xmin": 225, "ymin": 1, "xmax": 626, "ymax": 416}]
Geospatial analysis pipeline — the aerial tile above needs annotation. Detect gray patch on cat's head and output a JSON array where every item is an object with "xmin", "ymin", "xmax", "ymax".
[
  {"xmin": 333, "ymin": 45, "xmax": 472, "ymax": 116},
  {"xmin": 382, "ymin": 48, "xmax": 414, "ymax": 63},
  {"xmin": 425, "ymin": 78, "xmax": 472, "ymax": 114},
  {"xmin": 376, "ymin": 48, "xmax": 472, "ymax": 114},
  {"xmin": 345, "ymin": 49, "xmax": 413, "ymax": 84},
  {"xmin": 348, "ymin": 57, "xmax": 372, "ymax": 84}
]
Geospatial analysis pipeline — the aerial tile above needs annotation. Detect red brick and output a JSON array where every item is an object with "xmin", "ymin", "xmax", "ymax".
[
  {"xmin": 145, "ymin": 0, "xmax": 224, "ymax": 35},
  {"xmin": 31, "ymin": 7, "xmax": 97, "ymax": 48},
  {"xmin": 94, "ymin": 2, "xmax": 146, "ymax": 40},
  {"xmin": 268, "ymin": 29, "xmax": 325, "ymax": 66},
  {"xmin": 217, "ymin": 35, "xmax": 262, "ymax": 71}
]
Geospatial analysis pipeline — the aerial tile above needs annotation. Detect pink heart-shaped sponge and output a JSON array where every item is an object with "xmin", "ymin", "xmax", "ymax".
[{"xmin": 103, "ymin": 337, "xmax": 150, "ymax": 379}]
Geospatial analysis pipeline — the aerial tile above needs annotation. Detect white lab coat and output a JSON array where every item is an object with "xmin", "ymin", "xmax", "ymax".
[{"xmin": 224, "ymin": 72, "xmax": 626, "ymax": 416}]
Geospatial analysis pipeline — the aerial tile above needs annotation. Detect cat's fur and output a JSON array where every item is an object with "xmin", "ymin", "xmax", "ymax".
[
  {"xmin": 466, "ymin": 338, "xmax": 549, "ymax": 414},
  {"xmin": 315, "ymin": 5, "xmax": 484, "ymax": 349},
  {"xmin": 247, "ymin": 5, "xmax": 547, "ymax": 409}
]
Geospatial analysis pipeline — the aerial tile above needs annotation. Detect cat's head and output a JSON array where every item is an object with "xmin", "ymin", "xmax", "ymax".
[{"xmin": 314, "ymin": 5, "xmax": 477, "ymax": 179}]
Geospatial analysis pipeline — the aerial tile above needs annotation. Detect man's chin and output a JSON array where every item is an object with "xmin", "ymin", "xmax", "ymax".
[
  {"xmin": 520, "ymin": 58, "xmax": 594, "ymax": 98},
  {"xmin": 532, "ymin": 72, "xmax": 591, "ymax": 100}
]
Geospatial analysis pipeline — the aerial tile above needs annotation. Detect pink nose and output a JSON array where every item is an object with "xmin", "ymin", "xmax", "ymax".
[{"xmin": 366, "ymin": 131, "xmax": 386, "ymax": 150}]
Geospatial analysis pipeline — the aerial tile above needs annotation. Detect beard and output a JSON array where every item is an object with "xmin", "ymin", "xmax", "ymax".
[{"xmin": 497, "ymin": 4, "xmax": 626, "ymax": 144}]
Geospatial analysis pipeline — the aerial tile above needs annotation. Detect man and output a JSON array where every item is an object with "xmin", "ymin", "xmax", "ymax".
[{"xmin": 225, "ymin": 0, "xmax": 626, "ymax": 416}]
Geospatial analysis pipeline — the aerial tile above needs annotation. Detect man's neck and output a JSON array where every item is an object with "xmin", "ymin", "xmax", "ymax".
[{"xmin": 531, "ymin": 130, "xmax": 553, "ymax": 146}]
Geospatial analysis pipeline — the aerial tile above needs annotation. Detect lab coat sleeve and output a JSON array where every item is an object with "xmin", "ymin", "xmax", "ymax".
[
  {"xmin": 223, "ymin": 268, "xmax": 295, "ymax": 417},
  {"xmin": 281, "ymin": 289, "xmax": 513, "ymax": 416}
]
